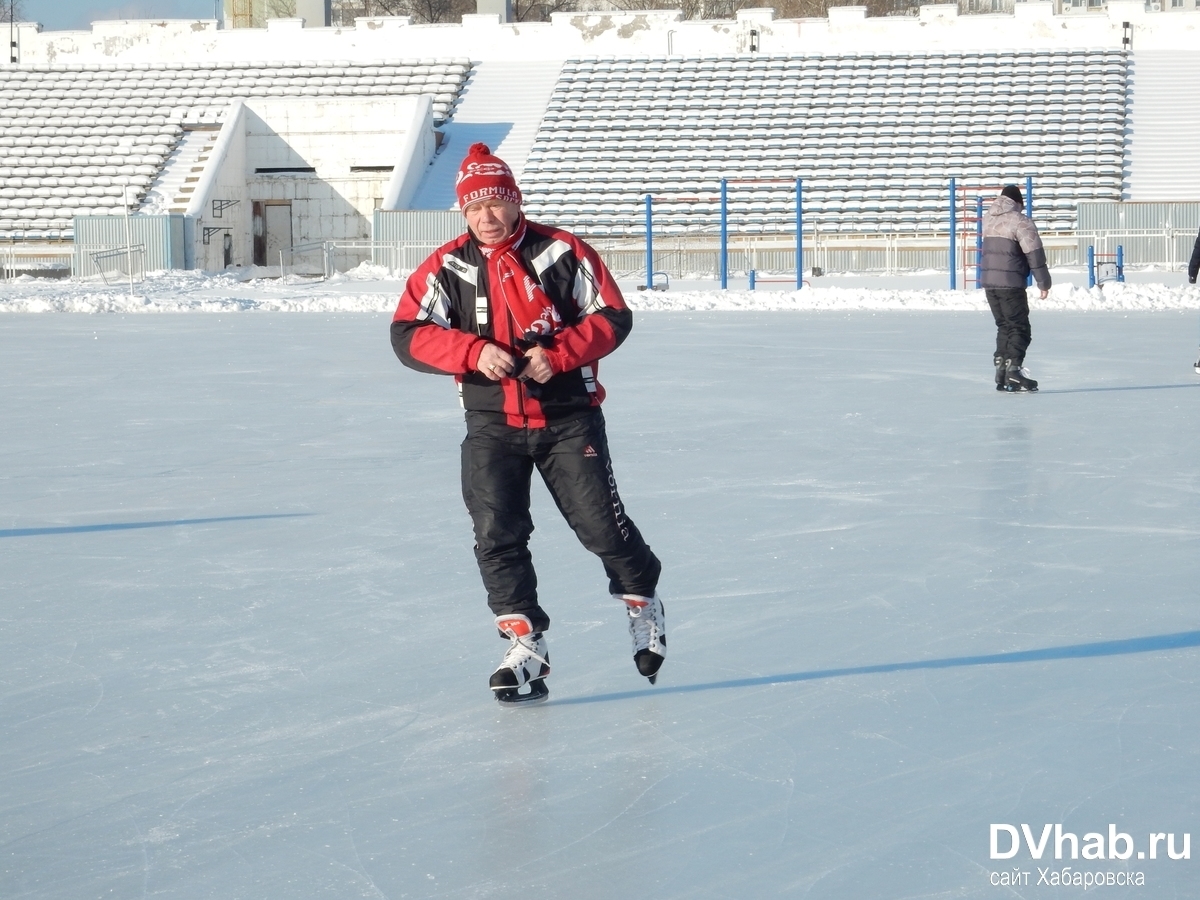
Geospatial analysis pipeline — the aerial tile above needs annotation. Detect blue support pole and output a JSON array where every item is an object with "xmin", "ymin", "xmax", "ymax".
[
  {"xmin": 975, "ymin": 195, "xmax": 983, "ymax": 289},
  {"xmin": 749, "ymin": 269, "xmax": 756, "ymax": 290},
  {"xmin": 1117, "ymin": 245, "xmax": 1125, "ymax": 282},
  {"xmin": 949, "ymin": 177, "xmax": 957, "ymax": 290},
  {"xmin": 795, "ymin": 178, "xmax": 803, "ymax": 290},
  {"xmin": 1088, "ymin": 245, "xmax": 1095, "ymax": 288},
  {"xmin": 720, "ymin": 178, "xmax": 728, "ymax": 291},
  {"xmin": 644, "ymin": 194, "xmax": 653, "ymax": 292}
]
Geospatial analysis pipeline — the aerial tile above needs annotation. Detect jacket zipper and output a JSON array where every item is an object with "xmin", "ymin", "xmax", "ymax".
[{"xmin": 501, "ymin": 276, "xmax": 529, "ymax": 428}]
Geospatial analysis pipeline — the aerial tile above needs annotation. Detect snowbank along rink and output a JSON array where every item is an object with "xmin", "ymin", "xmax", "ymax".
[
  {"xmin": 0, "ymin": 264, "xmax": 1199, "ymax": 312},
  {"xmin": 2, "ymin": 295, "xmax": 1199, "ymax": 898}
]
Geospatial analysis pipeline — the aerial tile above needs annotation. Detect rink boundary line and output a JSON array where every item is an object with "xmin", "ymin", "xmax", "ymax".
[
  {"xmin": 1038, "ymin": 383, "xmax": 1200, "ymax": 395},
  {"xmin": 549, "ymin": 629, "xmax": 1200, "ymax": 706},
  {"xmin": 0, "ymin": 513, "xmax": 312, "ymax": 538}
]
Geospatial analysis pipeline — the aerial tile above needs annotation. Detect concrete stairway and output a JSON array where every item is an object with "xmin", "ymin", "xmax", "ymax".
[
  {"xmin": 140, "ymin": 127, "xmax": 222, "ymax": 215},
  {"xmin": 408, "ymin": 59, "xmax": 564, "ymax": 210}
]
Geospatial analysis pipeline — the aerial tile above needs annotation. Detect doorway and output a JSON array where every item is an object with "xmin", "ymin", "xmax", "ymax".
[{"xmin": 252, "ymin": 201, "xmax": 293, "ymax": 267}]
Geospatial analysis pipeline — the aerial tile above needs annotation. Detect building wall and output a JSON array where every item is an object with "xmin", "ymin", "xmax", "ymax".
[
  {"xmin": 192, "ymin": 105, "xmax": 251, "ymax": 272},
  {"xmin": 232, "ymin": 96, "xmax": 430, "ymax": 264},
  {"xmin": 10, "ymin": 2, "xmax": 1200, "ymax": 64},
  {"xmin": 179, "ymin": 95, "xmax": 430, "ymax": 270},
  {"xmin": 244, "ymin": 174, "xmax": 378, "ymax": 245},
  {"xmin": 222, "ymin": 0, "xmax": 331, "ymax": 29}
]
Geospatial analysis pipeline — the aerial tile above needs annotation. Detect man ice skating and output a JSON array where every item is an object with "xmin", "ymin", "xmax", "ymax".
[
  {"xmin": 980, "ymin": 184, "xmax": 1051, "ymax": 392},
  {"xmin": 389, "ymin": 143, "xmax": 665, "ymax": 704}
]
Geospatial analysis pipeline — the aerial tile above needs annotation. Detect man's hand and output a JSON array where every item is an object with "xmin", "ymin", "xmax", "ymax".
[
  {"xmin": 476, "ymin": 343, "xmax": 517, "ymax": 381},
  {"xmin": 519, "ymin": 346, "xmax": 555, "ymax": 384},
  {"xmin": 1039, "ymin": 289, "xmax": 1049, "ymax": 300}
]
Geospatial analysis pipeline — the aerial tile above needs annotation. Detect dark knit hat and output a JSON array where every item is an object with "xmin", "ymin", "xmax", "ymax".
[
  {"xmin": 455, "ymin": 143, "xmax": 521, "ymax": 209},
  {"xmin": 1000, "ymin": 184, "xmax": 1023, "ymax": 207}
]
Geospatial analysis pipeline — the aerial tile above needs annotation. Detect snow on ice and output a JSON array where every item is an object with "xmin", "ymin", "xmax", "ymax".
[{"xmin": 1, "ymin": 265, "xmax": 1199, "ymax": 314}]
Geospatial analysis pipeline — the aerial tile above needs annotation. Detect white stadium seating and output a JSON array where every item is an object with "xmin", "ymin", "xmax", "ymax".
[
  {"xmin": 0, "ymin": 59, "xmax": 472, "ymax": 239},
  {"xmin": 521, "ymin": 51, "xmax": 1127, "ymax": 236}
]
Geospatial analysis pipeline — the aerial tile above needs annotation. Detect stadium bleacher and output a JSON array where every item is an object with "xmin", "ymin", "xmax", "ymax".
[
  {"xmin": 521, "ymin": 51, "xmax": 1127, "ymax": 236},
  {"xmin": 0, "ymin": 59, "xmax": 472, "ymax": 240}
]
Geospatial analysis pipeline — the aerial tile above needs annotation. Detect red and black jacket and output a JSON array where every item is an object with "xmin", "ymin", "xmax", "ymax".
[{"xmin": 390, "ymin": 218, "xmax": 632, "ymax": 428}]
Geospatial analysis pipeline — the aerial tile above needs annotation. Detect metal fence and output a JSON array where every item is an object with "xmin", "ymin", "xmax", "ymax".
[
  {"xmin": 370, "ymin": 241, "xmax": 458, "ymax": 275},
  {"xmin": 73, "ymin": 214, "xmax": 188, "ymax": 277},
  {"xmin": 278, "ymin": 240, "xmax": 452, "ymax": 279},
  {"xmin": 590, "ymin": 232, "xmax": 1082, "ymax": 282},
  {"xmin": 591, "ymin": 235, "xmax": 814, "ymax": 282},
  {"xmin": 1073, "ymin": 228, "xmax": 1199, "ymax": 271},
  {"xmin": 84, "ymin": 244, "xmax": 146, "ymax": 285},
  {"xmin": 2, "ymin": 245, "xmax": 74, "ymax": 280},
  {"xmin": 278, "ymin": 241, "xmax": 336, "ymax": 279},
  {"xmin": 274, "ymin": 228, "xmax": 1196, "ymax": 284},
  {"xmin": 1077, "ymin": 201, "xmax": 1200, "ymax": 234}
]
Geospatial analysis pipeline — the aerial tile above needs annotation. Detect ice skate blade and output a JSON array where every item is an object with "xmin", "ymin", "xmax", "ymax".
[
  {"xmin": 647, "ymin": 673, "xmax": 658, "ymax": 685},
  {"xmin": 493, "ymin": 679, "xmax": 549, "ymax": 705}
]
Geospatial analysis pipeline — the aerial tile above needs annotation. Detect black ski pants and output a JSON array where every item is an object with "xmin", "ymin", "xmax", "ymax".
[
  {"xmin": 985, "ymin": 287, "xmax": 1032, "ymax": 364},
  {"xmin": 461, "ymin": 409, "xmax": 661, "ymax": 633}
]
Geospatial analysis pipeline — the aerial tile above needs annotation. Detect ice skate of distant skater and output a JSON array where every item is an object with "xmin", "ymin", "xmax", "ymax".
[{"xmin": 1002, "ymin": 359, "xmax": 1038, "ymax": 393}]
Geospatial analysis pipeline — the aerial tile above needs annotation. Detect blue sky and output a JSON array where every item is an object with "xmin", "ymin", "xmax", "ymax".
[{"xmin": 24, "ymin": 0, "xmax": 217, "ymax": 31}]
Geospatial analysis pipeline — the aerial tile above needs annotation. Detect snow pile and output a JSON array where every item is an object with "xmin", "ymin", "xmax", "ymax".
[
  {"xmin": 1, "ymin": 269, "xmax": 1198, "ymax": 313},
  {"xmin": 0, "ymin": 270, "xmax": 403, "ymax": 314},
  {"xmin": 630, "ymin": 281, "xmax": 1200, "ymax": 311},
  {"xmin": 1039, "ymin": 281, "xmax": 1200, "ymax": 311}
]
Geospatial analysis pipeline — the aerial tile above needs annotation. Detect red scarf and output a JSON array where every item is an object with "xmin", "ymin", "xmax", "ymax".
[{"xmin": 478, "ymin": 219, "xmax": 563, "ymax": 346}]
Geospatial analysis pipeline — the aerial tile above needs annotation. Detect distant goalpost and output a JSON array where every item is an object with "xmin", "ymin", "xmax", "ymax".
[
  {"xmin": 949, "ymin": 176, "xmax": 1034, "ymax": 291},
  {"xmin": 643, "ymin": 178, "xmax": 805, "ymax": 291},
  {"xmin": 639, "ymin": 176, "xmax": 1041, "ymax": 289}
]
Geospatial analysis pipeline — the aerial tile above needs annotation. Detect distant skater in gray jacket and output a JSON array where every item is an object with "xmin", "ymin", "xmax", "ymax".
[{"xmin": 981, "ymin": 184, "xmax": 1051, "ymax": 392}]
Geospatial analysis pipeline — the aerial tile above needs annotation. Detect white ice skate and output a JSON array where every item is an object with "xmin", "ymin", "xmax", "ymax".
[
  {"xmin": 489, "ymin": 614, "xmax": 550, "ymax": 705},
  {"xmin": 615, "ymin": 593, "xmax": 666, "ymax": 684}
]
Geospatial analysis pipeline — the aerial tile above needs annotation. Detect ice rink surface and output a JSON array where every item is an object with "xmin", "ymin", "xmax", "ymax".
[{"xmin": 2, "ymin": 309, "xmax": 1198, "ymax": 898}]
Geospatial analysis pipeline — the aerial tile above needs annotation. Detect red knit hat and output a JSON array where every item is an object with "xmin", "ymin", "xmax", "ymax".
[{"xmin": 455, "ymin": 143, "xmax": 522, "ymax": 209}]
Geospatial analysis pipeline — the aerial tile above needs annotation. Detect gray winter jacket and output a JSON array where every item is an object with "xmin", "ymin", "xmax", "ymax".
[{"xmin": 980, "ymin": 195, "xmax": 1051, "ymax": 291}]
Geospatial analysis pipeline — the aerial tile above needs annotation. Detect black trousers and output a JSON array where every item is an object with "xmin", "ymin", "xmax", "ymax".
[
  {"xmin": 461, "ymin": 409, "xmax": 661, "ymax": 633},
  {"xmin": 985, "ymin": 287, "xmax": 1032, "ymax": 364}
]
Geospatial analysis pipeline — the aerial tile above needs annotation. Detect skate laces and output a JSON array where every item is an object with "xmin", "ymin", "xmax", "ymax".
[
  {"xmin": 620, "ymin": 595, "xmax": 663, "ymax": 652},
  {"xmin": 500, "ymin": 624, "xmax": 549, "ymax": 669}
]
